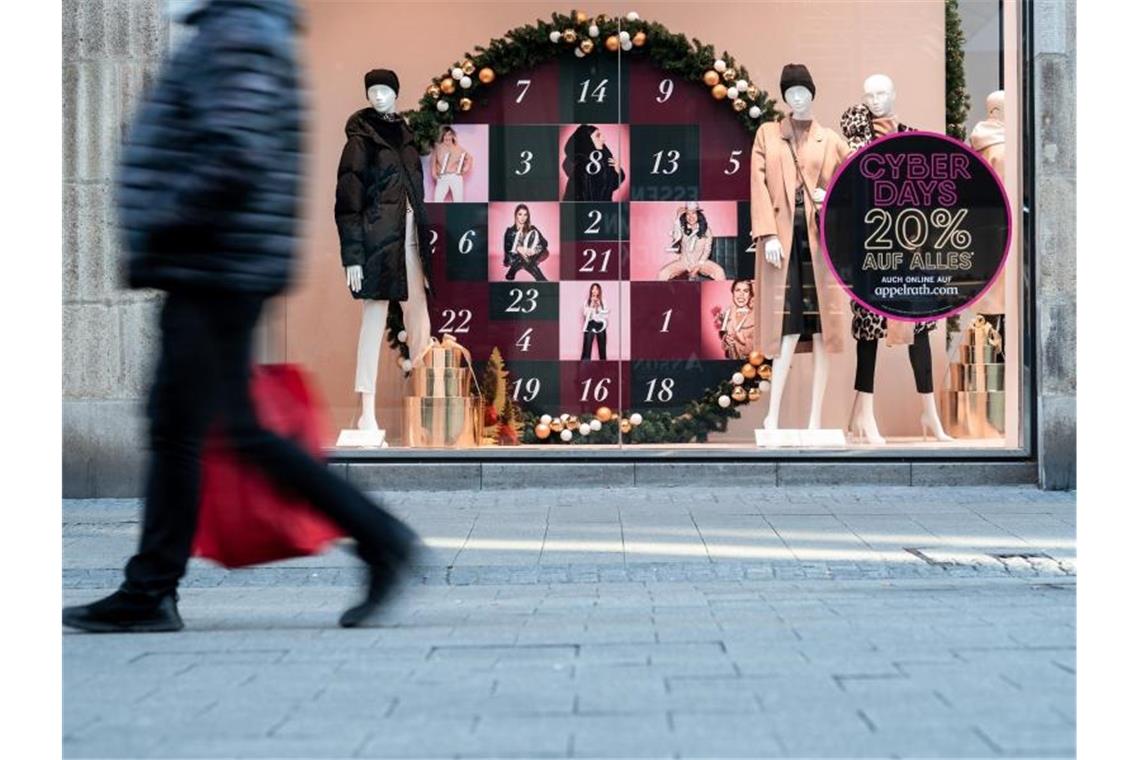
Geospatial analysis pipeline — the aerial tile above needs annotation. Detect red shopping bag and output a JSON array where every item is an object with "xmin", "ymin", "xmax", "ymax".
[{"xmin": 193, "ymin": 364, "xmax": 343, "ymax": 568}]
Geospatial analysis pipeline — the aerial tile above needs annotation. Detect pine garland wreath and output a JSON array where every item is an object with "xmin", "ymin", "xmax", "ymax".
[
  {"xmin": 406, "ymin": 11, "xmax": 778, "ymax": 151},
  {"xmin": 945, "ymin": 0, "xmax": 971, "ymax": 141}
]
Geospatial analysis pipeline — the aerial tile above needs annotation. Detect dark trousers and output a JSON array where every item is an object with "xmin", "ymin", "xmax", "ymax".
[
  {"xmin": 504, "ymin": 253, "xmax": 548, "ymax": 281},
  {"xmin": 581, "ymin": 323, "xmax": 607, "ymax": 361},
  {"xmin": 124, "ymin": 292, "xmax": 409, "ymax": 595},
  {"xmin": 854, "ymin": 330, "xmax": 934, "ymax": 395}
]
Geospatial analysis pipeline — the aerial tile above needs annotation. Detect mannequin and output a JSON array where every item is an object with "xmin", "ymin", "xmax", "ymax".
[
  {"xmin": 335, "ymin": 69, "xmax": 432, "ymax": 432},
  {"xmin": 839, "ymin": 74, "xmax": 952, "ymax": 443},
  {"xmin": 750, "ymin": 64, "xmax": 851, "ymax": 430},
  {"xmin": 969, "ymin": 90, "xmax": 1008, "ymax": 345}
]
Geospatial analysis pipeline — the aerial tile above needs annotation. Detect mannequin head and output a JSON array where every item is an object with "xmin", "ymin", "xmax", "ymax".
[
  {"xmin": 862, "ymin": 74, "xmax": 897, "ymax": 118},
  {"xmin": 367, "ymin": 85, "xmax": 397, "ymax": 114},
  {"xmin": 986, "ymin": 90, "xmax": 1006, "ymax": 123},
  {"xmin": 779, "ymin": 63, "xmax": 816, "ymax": 119},
  {"xmin": 783, "ymin": 86, "xmax": 814, "ymax": 118}
]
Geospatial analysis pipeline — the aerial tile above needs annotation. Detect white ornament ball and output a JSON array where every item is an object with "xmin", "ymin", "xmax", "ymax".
[
  {"xmin": 579, "ymin": 423, "xmax": 591, "ymax": 436},
  {"xmin": 732, "ymin": 372, "xmax": 745, "ymax": 385},
  {"xmin": 460, "ymin": 76, "xmax": 473, "ymax": 89},
  {"xmin": 550, "ymin": 31, "xmax": 562, "ymax": 43},
  {"xmin": 619, "ymin": 30, "xmax": 631, "ymax": 43},
  {"xmin": 620, "ymin": 40, "xmax": 633, "ymax": 52},
  {"xmin": 718, "ymin": 394, "xmax": 731, "ymax": 408},
  {"xmin": 574, "ymin": 48, "xmax": 586, "ymax": 58},
  {"xmin": 540, "ymin": 414, "xmax": 552, "ymax": 425},
  {"xmin": 451, "ymin": 67, "xmax": 464, "ymax": 80},
  {"xmin": 560, "ymin": 429, "xmax": 573, "ymax": 442},
  {"xmin": 714, "ymin": 59, "xmax": 727, "ymax": 72},
  {"xmin": 397, "ymin": 329, "xmax": 407, "ymax": 343},
  {"xmin": 630, "ymin": 413, "xmax": 643, "ymax": 426},
  {"xmin": 401, "ymin": 358, "xmax": 413, "ymax": 372},
  {"xmin": 735, "ymin": 78, "xmax": 749, "ymax": 91},
  {"xmin": 589, "ymin": 419, "xmax": 602, "ymax": 432},
  {"xmin": 589, "ymin": 25, "xmax": 600, "ymax": 38},
  {"xmin": 758, "ymin": 380, "xmax": 772, "ymax": 392},
  {"xmin": 727, "ymin": 87, "xmax": 739, "ymax": 100},
  {"xmin": 436, "ymin": 100, "xmax": 450, "ymax": 113},
  {"xmin": 626, "ymin": 11, "xmax": 640, "ymax": 22},
  {"xmin": 749, "ymin": 106, "xmax": 762, "ymax": 119}
]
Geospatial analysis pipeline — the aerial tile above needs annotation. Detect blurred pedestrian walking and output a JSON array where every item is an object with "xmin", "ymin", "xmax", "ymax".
[{"xmin": 62, "ymin": 0, "xmax": 417, "ymax": 633}]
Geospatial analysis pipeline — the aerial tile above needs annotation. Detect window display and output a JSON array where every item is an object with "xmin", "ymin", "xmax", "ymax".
[{"xmin": 285, "ymin": 2, "xmax": 1023, "ymax": 454}]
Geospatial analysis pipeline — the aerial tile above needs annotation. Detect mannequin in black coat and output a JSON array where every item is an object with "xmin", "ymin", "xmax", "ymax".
[
  {"xmin": 562, "ymin": 124, "xmax": 625, "ymax": 202},
  {"xmin": 335, "ymin": 70, "xmax": 433, "ymax": 432}
]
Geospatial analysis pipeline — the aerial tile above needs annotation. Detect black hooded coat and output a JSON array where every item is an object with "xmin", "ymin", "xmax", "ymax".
[{"xmin": 562, "ymin": 125, "xmax": 625, "ymax": 202}]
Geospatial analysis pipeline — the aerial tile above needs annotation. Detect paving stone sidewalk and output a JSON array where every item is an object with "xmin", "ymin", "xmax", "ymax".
[{"xmin": 64, "ymin": 485, "xmax": 1076, "ymax": 758}]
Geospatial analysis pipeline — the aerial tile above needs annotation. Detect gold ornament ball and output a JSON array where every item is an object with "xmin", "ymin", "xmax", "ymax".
[
  {"xmin": 711, "ymin": 84, "xmax": 728, "ymax": 100},
  {"xmin": 722, "ymin": 68, "xmax": 737, "ymax": 83},
  {"xmin": 731, "ymin": 386, "xmax": 748, "ymax": 402},
  {"xmin": 550, "ymin": 419, "xmax": 564, "ymax": 433},
  {"xmin": 478, "ymin": 67, "xmax": 496, "ymax": 84},
  {"xmin": 440, "ymin": 77, "xmax": 457, "ymax": 95},
  {"xmin": 747, "ymin": 84, "xmax": 761, "ymax": 100},
  {"xmin": 748, "ymin": 387, "xmax": 762, "ymax": 402},
  {"xmin": 459, "ymin": 97, "xmax": 473, "ymax": 112},
  {"xmin": 563, "ymin": 29, "xmax": 578, "ymax": 43},
  {"xmin": 426, "ymin": 84, "xmax": 442, "ymax": 99},
  {"xmin": 596, "ymin": 13, "xmax": 609, "ymax": 24},
  {"xmin": 461, "ymin": 59, "xmax": 476, "ymax": 76},
  {"xmin": 632, "ymin": 31, "xmax": 647, "ymax": 47},
  {"xmin": 535, "ymin": 423, "xmax": 551, "ymax": 440},
  {"xmin": 748, "ymin": 349, "xmax": 764, "ymax": 367},
  {"xmin": 758, "ymin": 363, "xmax": 773, "ymax": 381},
  {"xmin": 605, "ymin": 34, "xmax": 620, "ymax": 51},
  {"xmin": 703, "ymin": 70, "xmax": 720, "ymax": 87},
  {"xmin": 741, "ymin": 363, "xmax": 757, "ymax": 380},
  {"xmin": 580, "ymin": 39, "xmax": 595, "ymax": 54},
  {"xmin": 574, "ymin": 10, "xmax": 589, "ymax": 23},
  {"xmin": 732, "ymin": 98, "xmax": 747, "ymax": 112},
  {"xmin": 596, "ymin": 406, "xmax": 614, "ymax": 423},
  {"xmin": 620, "ymin": 418, "xmax": 632, "ymax": 434},
  {"xmin": 567, "ymin": 415, "xmax": 580, "ymax": 429}
]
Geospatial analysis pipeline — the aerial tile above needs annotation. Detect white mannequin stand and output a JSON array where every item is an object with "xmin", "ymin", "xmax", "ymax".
[
  {"xmin": 846, "ymin": 74, "xmax": 951, "ymax": 445},
  {"xmin": 336, "ymin": 82, "xmax": 430, "ymax": 447},
  {"xmin": 754, "ymin": 84, "xmax": 840, "ymax": 446}
]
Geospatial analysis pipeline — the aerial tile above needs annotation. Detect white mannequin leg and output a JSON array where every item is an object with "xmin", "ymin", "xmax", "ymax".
[
  {"xmin": 354, "ymin": 300, "xmax": 389, "ymax": 430},
  {"xmin": 807, "ymin": 334, "xmax": 830, "ymax": 429},
  {"xmin": 763, "ymin": 334, "xmax": 800, "ymax": 430},
  {"xmin": 403, "ymin": 204, "xmax": 433, "ymax": 366},
  {"xmin": 918, "ymin": 392, "xmax": 953, "ymax": 441}
]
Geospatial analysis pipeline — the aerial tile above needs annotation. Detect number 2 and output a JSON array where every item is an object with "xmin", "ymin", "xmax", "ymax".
[{"xmin": 584, "ymin": 209, "xmax": 603, "ymax": 235}]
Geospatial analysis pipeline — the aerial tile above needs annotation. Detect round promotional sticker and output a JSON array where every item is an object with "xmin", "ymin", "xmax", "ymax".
[{"xmin": 821, "ymin": 131, "xmax": 1011, "ymax": 321}]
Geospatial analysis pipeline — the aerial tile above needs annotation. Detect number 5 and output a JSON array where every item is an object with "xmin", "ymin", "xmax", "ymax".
[{"xmin": 724, "ymin": 149, "xmax": 743, "ymax": 176}]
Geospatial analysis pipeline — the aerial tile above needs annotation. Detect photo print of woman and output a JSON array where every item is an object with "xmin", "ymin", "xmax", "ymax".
[
  {"xmin": 581, "ymin": 283, "xmax": 609, "ymax": 361},
  {"xmin": 713, "ymin": 279, "xmax": 756, "ymax": 360},
  {"xmin": 431, "ymin": 126, "xmax": 473, "ymax": 202},
  {"xmin": 562, "ymin": 124, "xmax": 626, "ymax": 201},
  {"xmin": 658, "ymin": 202, "xmax": 726, "ymax": 281},
  {"xmin": 501, "ymin": 203, "xmax": 550, "ymax": 281}
]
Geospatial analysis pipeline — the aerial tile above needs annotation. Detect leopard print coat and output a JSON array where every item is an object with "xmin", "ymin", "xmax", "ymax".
[{"xmin": 839, "ymin": 104, "xmax": 935, "ymax": 342}]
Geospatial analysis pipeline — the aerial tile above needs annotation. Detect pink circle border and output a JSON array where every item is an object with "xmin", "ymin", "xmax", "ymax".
[{"xmin": 817, "ymin": 130, "xmax": 1013, "ymax": 324}]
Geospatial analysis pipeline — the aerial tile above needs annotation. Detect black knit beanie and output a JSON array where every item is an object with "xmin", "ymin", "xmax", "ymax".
[
  {"xmin": 779, "ymin": 64, "xmax": 816, "ymax": 101},
  {"xmin": 364, "ymin": 69, "xmax": 400, "ymax": 95}
]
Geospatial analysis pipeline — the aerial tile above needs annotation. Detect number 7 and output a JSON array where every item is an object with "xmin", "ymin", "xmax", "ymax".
[{"xmin": 515, "ymin": 79, "xmax": 532, "ymax": 104}]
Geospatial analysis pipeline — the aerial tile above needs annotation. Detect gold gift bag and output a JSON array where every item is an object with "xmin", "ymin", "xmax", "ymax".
[
  {"xmin": 940, "ymin": 316, "xmax": 1005, "ymax": 439},
  {"xmin": 403, "ymin": 334, "xmax": 484, "ymax": 448}
]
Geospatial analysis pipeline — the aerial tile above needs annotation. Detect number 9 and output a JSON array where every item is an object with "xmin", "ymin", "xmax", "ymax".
[{"xmin": 656, "ymin": 79, "xmax": 674, "ymax": 104}]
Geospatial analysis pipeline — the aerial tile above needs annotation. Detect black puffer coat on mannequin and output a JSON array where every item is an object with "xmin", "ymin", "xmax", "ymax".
[{"xmin": 335, "ymin": 108, "xmax": 432, "ymax": 301}]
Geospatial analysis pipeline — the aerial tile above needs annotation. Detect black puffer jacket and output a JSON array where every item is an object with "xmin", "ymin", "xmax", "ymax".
[
  {"xmin": 117, "ymin": 0, "xmax": 303, "ymax": 296},
  {"xmin": 334, "ymin": 109, "xmax": 432, "ymax": 301}
]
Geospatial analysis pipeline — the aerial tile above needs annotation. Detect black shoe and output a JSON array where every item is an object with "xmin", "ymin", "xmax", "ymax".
[
  {"xmin": 62, "ymin": 588, "xmax": 184, "ymax": 633},
  {"xmin": 339, "ymin": 541, "xmax": 420, "ymax": 628}
]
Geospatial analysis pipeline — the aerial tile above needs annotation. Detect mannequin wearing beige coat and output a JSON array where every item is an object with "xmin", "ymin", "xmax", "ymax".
[{"xmin": 750, "ymin": 80, "xmax": 851, "ymax": 430}]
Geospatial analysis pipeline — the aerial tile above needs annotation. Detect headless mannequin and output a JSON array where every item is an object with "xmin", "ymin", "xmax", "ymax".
[
  {"xmin": 346, "ymin": 84, "xmax": 431, "ymax": 431},
  {"xmin": 970, "ymin": 91, "xmax": 1005, "ymax": 175},
  {"xmin": 760, "ymin": 85, "xmax": 830, "ymax": 431},
  {"xmin": 847, "ymin": 74, "xmax": 951, "ymax": 443}
]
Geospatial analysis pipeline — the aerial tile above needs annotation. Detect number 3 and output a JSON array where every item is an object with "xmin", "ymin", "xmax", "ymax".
[{"xmin": 515, "ymin": 150, "xmax": 534, "ymax": 176}]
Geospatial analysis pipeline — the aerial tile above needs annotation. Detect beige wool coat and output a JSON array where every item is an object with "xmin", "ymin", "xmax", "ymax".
[{"xmin": 750, "ymin": 118, "xmax": 852, "ymax": 357}]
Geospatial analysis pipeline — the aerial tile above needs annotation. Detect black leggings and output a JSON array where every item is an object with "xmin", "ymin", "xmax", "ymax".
[
  {"xmin": 854, "ymin": 330, "xmax": 934, "ymax": 394},
  {"xmin": 581, "ymin": 323, "xmax": 607, "ymax": 361}
]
